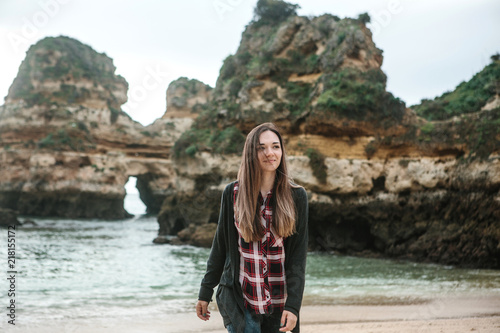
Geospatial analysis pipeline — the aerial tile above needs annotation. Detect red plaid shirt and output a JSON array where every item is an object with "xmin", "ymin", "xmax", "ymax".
[{"xmin": 233, "ymin": 182, "xmax": 287, "ymax": 315}]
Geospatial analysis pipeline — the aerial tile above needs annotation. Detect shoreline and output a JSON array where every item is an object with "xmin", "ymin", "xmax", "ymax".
[{"xmin": 5, "ymin": 295, "xmax": 499, "ymax": 332}]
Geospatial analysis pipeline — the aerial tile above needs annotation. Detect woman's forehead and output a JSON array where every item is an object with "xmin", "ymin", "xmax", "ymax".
[{"xmin": 258, "ymin": 130, "xmax": 280, "ymax": 144}]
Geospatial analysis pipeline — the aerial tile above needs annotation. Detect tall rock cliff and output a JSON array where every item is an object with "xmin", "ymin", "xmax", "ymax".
[
  {"xmin": 0, "ymin": 11, "xmax": 498, "ymax": 268},
  {"xmin": 0, "ymin": 36, "xmax": 187, "ymax": 218},
  {"xmin": 157, "ymin": 12, "xmax": 500, "ymax": 268}
]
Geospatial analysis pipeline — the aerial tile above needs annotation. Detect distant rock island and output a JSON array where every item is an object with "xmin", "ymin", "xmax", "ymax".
[{"xmin": 0, "ymin": 3, "xmax": 499, "ymax": 268}]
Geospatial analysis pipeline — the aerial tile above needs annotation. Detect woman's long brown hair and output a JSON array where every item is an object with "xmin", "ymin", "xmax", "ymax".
[{"xmin": 235, "ymin": 123, "xmax": 296, "ymax": 242}]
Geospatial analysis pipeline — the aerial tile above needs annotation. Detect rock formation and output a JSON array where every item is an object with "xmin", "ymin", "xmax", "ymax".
[
  {"xmin": 0, "ymin": 9, "xmax": 498, "ymax": 269},
  {"xmin": 157, "ymin": 12, "xmax": 500, "ymax": 268},
  {"xmin": 0, "ymin": 208, "xmax": 21, "ymax": 227},
  {"xmin": 0, "ymin": 36, "xmax": 199, "ymax": 218}
]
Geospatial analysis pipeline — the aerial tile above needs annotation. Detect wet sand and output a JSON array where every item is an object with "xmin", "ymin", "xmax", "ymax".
[{"xmin": 7, "ymin": 295, "xmax": 500, "ymax": 332}]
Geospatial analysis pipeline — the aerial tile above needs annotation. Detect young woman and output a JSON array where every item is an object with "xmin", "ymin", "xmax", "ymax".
[{"xmin": 196, "ymin": 123, "xmax": 308, "ymax": 333}]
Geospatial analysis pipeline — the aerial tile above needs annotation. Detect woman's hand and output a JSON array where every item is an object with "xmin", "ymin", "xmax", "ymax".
[
  {"xmin": 279, "ymin": 310, "xmax": 297, "ymax": 332},
  {"xmin": 196, "ymin": 300, "xmax": 211, "ymax": 321}
]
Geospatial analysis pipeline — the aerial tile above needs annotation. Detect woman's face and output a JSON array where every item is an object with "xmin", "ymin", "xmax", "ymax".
[{"xmin": 257, "ymin": 130, "xmax": 282, "ymax": 174}]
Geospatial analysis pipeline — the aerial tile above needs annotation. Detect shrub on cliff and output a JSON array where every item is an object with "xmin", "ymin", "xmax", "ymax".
[
  {"xmin": 316, "ymin": 68, "xmax": 405, "ymax": 121},
  {"xmin": 357, "ymin": 13, "xmax": 371, "ymax": 24},
  {"xmin": 412, "ymin": 58, "xmax": 500, "ymax": 120},
  {"xmin": 37, "ymin": 127, "xmax": 95, "ymax": 152},
  {"xmin": 253, "ymin": 0, "xmax": 300, "ymax": 25},
  {"xmin": 284, "ymin": 81, "xmax": 313, "ymax": 116},
  {"xmin": 305, "ymin": 148, "xmax": 327, "ymax": 183},
  {"xmin": 173, "ymin": 126, "xmax": 245, "ymax": 157}
]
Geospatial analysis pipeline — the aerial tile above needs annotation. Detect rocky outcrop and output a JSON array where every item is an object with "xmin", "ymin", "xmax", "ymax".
[
  {"xmin": 305, "ymin": 157, "xmax": 500, "ymax": 268},
  {"xmin": 6, "ymin": 36, "xmax": 127, "ymax": 111},
  {"xmin": 158, "ymin": 147, "xmax": 500, "ymax": 268},
  {"xmin": 157, "ymin": 12, "xmax": 500, "ymax": 268},
  {"xmin": 156, "ymin": 153, "xmax": 240, "ymax": 237},
  {"xmin": 200, "ymin": 14, "xmax": 405, "ymax": 138},
  {"xmin": 0, "ymin": 11, "xmax": 498, "ymax": 269},
  {"xmin": 0, "ymin": 208, "xmax": 21, "ymax": 228},
  {"xmin": 0, "ymin": 149, "xmax": 176, "ymax": 218},
  {"xmin": 163, "ymin": 77, "xmax": 212, "ymax": 119},
  {"xmin": 177, "ymin": 223, "xmax": 218, "ymax": 248},
  {"xmin": 0, "ymin": 36, "xmax": 205, "ymax": 218}
]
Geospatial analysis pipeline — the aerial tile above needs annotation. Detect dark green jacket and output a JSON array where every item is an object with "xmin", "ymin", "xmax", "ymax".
[{"xmin": 198, "ymin": 181, "xmax": 309, "ymax": 333}]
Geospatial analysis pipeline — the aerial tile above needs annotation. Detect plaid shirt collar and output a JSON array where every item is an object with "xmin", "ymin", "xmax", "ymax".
[{"xmin": 233, "ymin": 181, "xmax": 287, "ymax": 315}]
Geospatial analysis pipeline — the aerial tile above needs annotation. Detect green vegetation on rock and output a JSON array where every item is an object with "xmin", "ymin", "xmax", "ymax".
[
  {"xmin": 413, "ymin": 59, "xmax": 500, "ymax": 120},
  {"xmin": 53, "ymin": 84, "xmax": 91, "ymax": 104},
  {"xmin": 285, "ymin": 81, "xmax": 313, "ymax": 115},
  {"xmin": 173, "ymin": 125, "xmax": 245, "ymax": 157},
  {"xmin": 253, "ymin": 0, "xmax": 300, "ymax": 25},
  {"xmin": 316, "ymin": 68, "xmax": 405, "ymax": 121},
  {"xmin": 416, "ymin": 108, "xmax": 500, "ymax": 159},
  {"xmin": 357, "ymin": 13, "xmax": 371, "ymax": 24},
  {"xmin": 384, "ymin": 106, "xmax": 500, "ymax": 160},
  {"xmin": 37, "ymin": 126, "xmax": 95, "ymax": 152},
  {"xmin": 305, "ymin": 148, "xmax": 327, "ymax": 183}
]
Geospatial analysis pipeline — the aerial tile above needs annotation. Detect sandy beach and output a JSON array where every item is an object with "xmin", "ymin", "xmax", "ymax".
[{"xmin": 7, "ymin": 295, "xmax": 500, "ymax": 333}]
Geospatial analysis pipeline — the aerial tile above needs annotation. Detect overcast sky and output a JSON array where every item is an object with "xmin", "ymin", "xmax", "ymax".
[{"xmin": 0, "ymin": 0, "xmax": 499, "ymax": 126}]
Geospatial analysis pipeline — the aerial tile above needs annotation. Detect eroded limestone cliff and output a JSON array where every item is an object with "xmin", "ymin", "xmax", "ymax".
[
  {"xmin": 0, "ymin": 12, "xmax": 498, "ymax": 268},
  {"xmin": 156, "ymin": 13, "xmax": 500, "ymax": 268},
  {"xmin": 0, "ymin": 36, "xmax": 202, "ymax": 218}
]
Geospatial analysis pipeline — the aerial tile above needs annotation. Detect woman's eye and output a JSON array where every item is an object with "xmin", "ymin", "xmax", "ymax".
[{"xmin": 257, "ymin": 145, "xmax": 280, "ymax": 150}]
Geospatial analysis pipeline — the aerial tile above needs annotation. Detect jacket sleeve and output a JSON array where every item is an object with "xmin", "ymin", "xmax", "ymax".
[
  {"xmin": 284, "ymin": 186, "xmax": 309, "ymax": 317},
  {"xmin": 198, "ymin": 184, "xmax": 232, "ymax": 303}
]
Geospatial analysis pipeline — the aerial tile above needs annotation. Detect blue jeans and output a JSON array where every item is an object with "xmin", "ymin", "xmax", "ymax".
[{"xmin": 227, "ymin": 308, "xmax": 282, "ymax": 333}]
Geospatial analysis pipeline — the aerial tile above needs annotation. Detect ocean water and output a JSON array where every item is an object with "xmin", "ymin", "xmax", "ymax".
[{"xmin": 1, "ymin": 193, "xmax": 499, "ymax": 326}]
